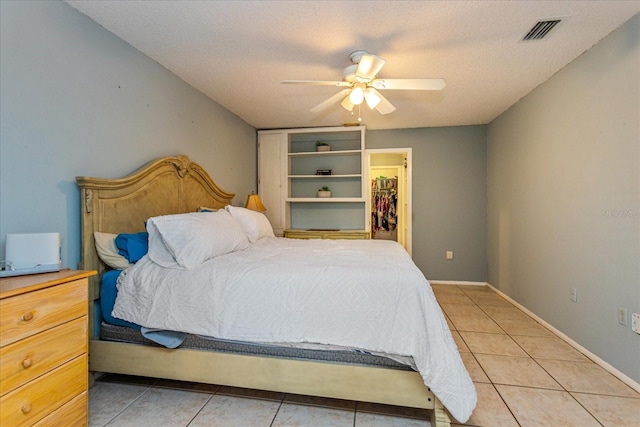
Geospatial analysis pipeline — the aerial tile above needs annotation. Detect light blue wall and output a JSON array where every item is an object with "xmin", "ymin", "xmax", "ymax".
[
  {"xmin": 0, "ymin": 1, "xmax": 257, "ymax": 270},
  {"xmin": 367, "ymin": 126, "xmax": 487, "ymax": 282},
  {"xmin": 488, "ymin": 14, "xmax": 639, "ymax": 382}
]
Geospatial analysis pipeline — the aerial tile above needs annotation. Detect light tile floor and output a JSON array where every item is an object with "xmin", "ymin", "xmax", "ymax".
[{"xmin": 89, "ymin": 285, "xmax": 639, "ymax": 426}]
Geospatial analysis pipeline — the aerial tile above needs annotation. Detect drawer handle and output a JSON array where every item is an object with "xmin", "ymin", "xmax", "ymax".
[
  {"xmin": 21, "ymin": 311, "xmax": 34, "ymax": 322},
  {"xmin": 22, "ymin": 358, "xmax": 33, "ymax": 369},
  {"xmin": 21, "ymin": 402, "xmax": 32, "ymax": 414}
]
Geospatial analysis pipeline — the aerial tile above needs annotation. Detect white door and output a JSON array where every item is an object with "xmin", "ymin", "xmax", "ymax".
[{"xmin": 258, "ymin": 132, "xmax": 286, "ymax": 236}]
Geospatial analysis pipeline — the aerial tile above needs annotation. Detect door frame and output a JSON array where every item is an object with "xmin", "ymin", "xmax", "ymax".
[{"xmin": 366, "ymin": 148, "xmax": 412, "ymax": 255}]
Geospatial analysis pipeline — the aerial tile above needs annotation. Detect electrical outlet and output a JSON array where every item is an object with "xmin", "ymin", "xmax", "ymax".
[
  {"xmin": 618, "ymin": 307, "xmax": 628, "ymax": 326},
  {"xmin": 570, "ymin": 288, "xmax": 577, "ymax": 303},
  {"xmin": 632, "ymin": 313, "xmax": 640, "ymax": 334},
  {"xmin": 446, "ymin": 251, "xmax": 454, "ymax": 260}
]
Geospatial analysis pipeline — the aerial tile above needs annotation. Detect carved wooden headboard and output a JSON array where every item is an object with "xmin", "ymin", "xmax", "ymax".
[{"xmin": 76, "ymin": 155, "xmax": 234, "ymax": 299}]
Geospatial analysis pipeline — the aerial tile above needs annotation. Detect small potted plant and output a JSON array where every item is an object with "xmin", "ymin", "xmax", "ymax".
[
  {"xmin": 317, "ymin": 186, "xmax": 331, "ymax": 198},
  {"xmin": 316, "ymin": 141, "xmax": 331, "ymax": 152}
]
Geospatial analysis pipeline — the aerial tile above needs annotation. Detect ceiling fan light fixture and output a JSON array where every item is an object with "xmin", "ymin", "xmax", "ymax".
[
  {"xmin": 349, "ymin": 85, "xmax": 365, "ymax": 105},
  {"xmin": 341, "ymin": 96, "xmax": 355, "ymax": 111},
  {"xmin": 284, "ymin": 51, "xmax": 444, "ymax": 116},
  {"xmin": 364, "ymin": 88, "xmax": 381, "ymax": 109}
]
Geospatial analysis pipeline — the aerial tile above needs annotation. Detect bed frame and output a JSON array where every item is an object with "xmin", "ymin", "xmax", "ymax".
[{"xmin": 76, "ymin": 154, "xmax": 451, "ymax": 427}]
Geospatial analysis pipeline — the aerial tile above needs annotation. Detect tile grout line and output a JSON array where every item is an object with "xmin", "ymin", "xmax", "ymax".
[
  {"xmin": 268, "ymin": 392, "xmax": 287, "ymax": 427},
  {"xmin": 184, "ymin": 389, "xmax": 216, "ymax": 427},
  {"xmin": 102, "ymin": 385, "xmax": 153, "ymax": 427},
  {"xmin": 352, "ymin": 401, "xmax": 358, "ymax": 427}
]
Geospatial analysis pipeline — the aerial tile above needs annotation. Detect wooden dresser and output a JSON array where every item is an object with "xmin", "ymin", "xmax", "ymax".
[
  {"xmin": 0, "ymin": 270, "xmax": 95, "ymax": 427},
  {"xmin": 284, "ymin": 229, "xmax": 370, "ymax": 240}
]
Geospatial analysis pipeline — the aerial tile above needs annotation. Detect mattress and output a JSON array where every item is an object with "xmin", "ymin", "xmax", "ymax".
[
  {"xmin": 100, "ymin": 265, "xmax": 416, "ymax": 368},
  {"xmin": 100, "ymin": 322, "xmax": 414, "ymax": 370}
]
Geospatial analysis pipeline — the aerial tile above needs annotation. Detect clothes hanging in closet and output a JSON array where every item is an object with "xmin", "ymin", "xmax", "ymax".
[{"xmin": 371, "ymin": 178, "xmax": 398, "ymax": 240}]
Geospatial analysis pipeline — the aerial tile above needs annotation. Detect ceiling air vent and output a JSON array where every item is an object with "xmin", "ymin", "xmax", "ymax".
[{"xmin": 523, "ymin": 19, "xmax": 562, "ymax": 41}]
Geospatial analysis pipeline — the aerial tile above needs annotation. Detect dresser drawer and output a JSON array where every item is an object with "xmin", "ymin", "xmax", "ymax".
[
  {"xmin": 0, "ymin": 355, "xmax": 87, "ymax": 427},
  {"xmin": 32, "ymin": 391, "xmax": 87, "ymax": 427},
  {"xmin": 0, "ymin": 279, "xmax": 88, "ymax": 347},
  {"xmin": 1, "ymin": 316, "xmax": 87, "ymax": 395}
]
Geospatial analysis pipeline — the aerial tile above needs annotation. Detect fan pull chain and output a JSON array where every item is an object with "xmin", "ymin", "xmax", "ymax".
[{"xmin": 349, "ymin": 105, "xmax": 362, "ymax": 122}]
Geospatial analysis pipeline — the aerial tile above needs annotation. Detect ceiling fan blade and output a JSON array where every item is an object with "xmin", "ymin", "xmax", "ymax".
[
  {"xmin": 372, "ymin": 78, "xmax": 446, "ymax": 91},
  {"xmin": 374, "ymin": 91, "xmax": 396, "ymax": 115},
  {"xmin": 355, "ymin": 54, "xmax": 386, "ymax": 81},
  {"xmin": 310, "ymin": 89, "xmax": 351, "ymax": 113},
  {"xmin": 281, "ymin": 80, "xmax": 350, "ymax": 87}
]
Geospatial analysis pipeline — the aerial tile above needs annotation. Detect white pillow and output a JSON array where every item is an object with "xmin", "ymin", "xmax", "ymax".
[
  {"xmin": 146, "ymin": 211, "xmax": 249, "ymax": 269},
  {"xmin": 93, "ymin": 232, "xmax": 132, "ymax": 270},
  {"xmin": 225, "ymin": 205, "xmax": 275, "ymax": 243}
]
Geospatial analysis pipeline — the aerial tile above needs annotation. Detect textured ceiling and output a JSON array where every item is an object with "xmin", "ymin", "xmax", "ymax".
[{"xmin": 66, "ymin": 1, "xmax": 639, "ymax": 130}]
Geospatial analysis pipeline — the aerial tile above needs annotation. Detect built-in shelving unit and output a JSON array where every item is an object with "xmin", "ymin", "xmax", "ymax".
[
  {"xmin": 258, "ymin": 126, "xmax": 367, "ymax": 233},
  {"xmin": 287, "ymin": 127, "xmax": 366, "ymax": 230}
]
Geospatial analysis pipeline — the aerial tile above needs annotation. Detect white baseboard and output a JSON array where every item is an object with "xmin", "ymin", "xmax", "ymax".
[
  {"xmin": 486, "ymin": 283, "xmax": 640, "ymax": 393},
  {"xmin": 429, "ymin": 280, "xmax": 488, "ymax": 286}
]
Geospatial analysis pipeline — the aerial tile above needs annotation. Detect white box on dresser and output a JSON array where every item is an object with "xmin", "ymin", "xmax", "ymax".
[{"xmin": 0, "ymin": 270, "xmax": 95, "ymax": 427}]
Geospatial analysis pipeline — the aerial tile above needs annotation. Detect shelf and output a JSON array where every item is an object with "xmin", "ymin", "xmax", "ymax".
[
  {"xmin": 288, "ymin": 150, "xmax": 361, "ymax": 157},
  {"xmin": 288, "ymin": 174, "xmax": 361, "ymax": 179},
  {"xmin": 286, "ymin": 198, "xmax": 366, "ymax": 203}
]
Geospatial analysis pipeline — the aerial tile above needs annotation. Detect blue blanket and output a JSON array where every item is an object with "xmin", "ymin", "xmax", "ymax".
[
  {"xmin": 115, "ymin": 232, "xmax": 148, "ymax": 263},
  {"xmin": 100, "ymin": 270, "xmax": 185, "ymax": 348}
]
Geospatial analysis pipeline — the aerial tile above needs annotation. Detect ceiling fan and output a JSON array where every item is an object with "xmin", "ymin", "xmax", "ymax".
[{"xmin": 281, "ymin": 50, "xmax": 446, "ymax": 116}]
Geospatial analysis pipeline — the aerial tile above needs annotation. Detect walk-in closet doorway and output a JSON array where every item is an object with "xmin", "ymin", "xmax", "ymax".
[{"xmin": 366, "ymin": 148, "xmax": 412, "ymax": 255}]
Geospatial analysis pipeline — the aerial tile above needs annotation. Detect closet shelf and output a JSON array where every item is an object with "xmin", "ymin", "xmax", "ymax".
[{"xmin": 288, "ymin": 150, "xmax": 361, "ymax": 157}]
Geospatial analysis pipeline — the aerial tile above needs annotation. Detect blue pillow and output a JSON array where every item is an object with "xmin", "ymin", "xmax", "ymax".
[
  {"xmin": 115, "ymin": 232, "xmax": 148, "ymax": 263},
  {"xmin": 197, "ymin": 206, "xmax": 218, "ymax": 212}
]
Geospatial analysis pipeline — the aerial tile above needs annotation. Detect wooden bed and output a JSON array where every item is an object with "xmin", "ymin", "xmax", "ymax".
[{"xmin": 76, "ymin": 154, "xmax": 451, "ymax": 427}]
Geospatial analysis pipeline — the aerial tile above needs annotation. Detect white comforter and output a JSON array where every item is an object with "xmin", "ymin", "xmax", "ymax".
[{"xmin": 113, "ymin": 238, "xmax": 476, "ymax": 422}]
